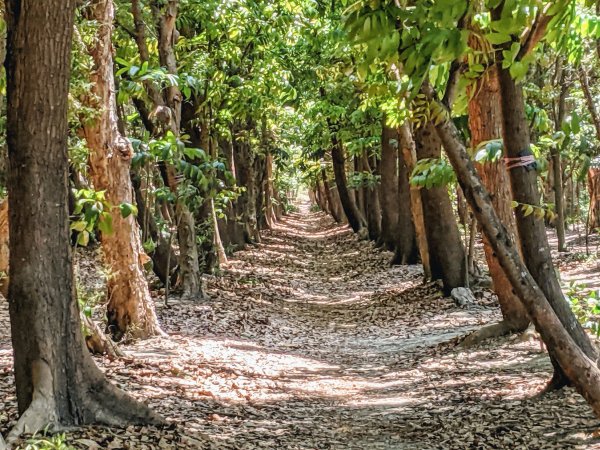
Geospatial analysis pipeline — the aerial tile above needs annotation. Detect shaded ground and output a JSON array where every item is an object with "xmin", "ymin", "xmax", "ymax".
[{"xmin": 1, "ymin": 204, "xmax": 600, "ymax": 449}]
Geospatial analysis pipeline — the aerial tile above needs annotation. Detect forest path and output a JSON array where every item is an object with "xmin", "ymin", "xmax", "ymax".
[
  {"xmin": 1, "ymin": 205, "xmax": 599, "ymax": 449},
  {"xmin": 121, "ymin": 204, "xmax": 599, "ymax": 449}
]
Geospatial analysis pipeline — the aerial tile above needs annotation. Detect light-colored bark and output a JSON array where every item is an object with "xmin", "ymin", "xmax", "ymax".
[{"xmin": 81, "ymin": 0, "xmax": 163, "ymax": 340}]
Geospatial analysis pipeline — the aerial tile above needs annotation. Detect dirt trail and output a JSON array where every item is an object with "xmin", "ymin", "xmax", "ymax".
[{"xmin": 1, "ymin": 204, "xmax": 600, "ymax": 449}]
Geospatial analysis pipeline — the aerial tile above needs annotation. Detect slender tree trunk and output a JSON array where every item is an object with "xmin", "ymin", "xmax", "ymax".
[
  {"xmin": 398, "ymin": 123, "xmax": 431, "ymax": 277},
  {"xmin": 414, "ymin": 121, "xmax": 466, "ymax": 292},
  {"xmin": 363, "ymin": 151, "xmax": 382, "ymax": 241},
  {"xmin": 264, "ymin": 152, "xmax": 276, "ymax": 228},
  {"xmin": 82, "ymin": 0, "xmax": 163, "ymax": 340},
  {"xmin": 589, "ymin": 167, "xmax": 600, "ymax": 231},
  {"xmin": 430, "ymin": 94, "xmax": 600, "ymax": 418},
  {"xmin": 322, "ymin": 168, "xmax": 343, "ymax": 222},
  {"xmin": 496, "ymin": 64, "xmax": 597, "ymax": 389},
  {"xmin": 379, "ymin": 125, "xmax": 399, "ymax": 249},
  {"xmin": 463, "ymin": 64, "xmax": 529, "ymax": 345},
  {"xmin": 4, "ymin": 0, "xmax": 160, "ymax": 440}
]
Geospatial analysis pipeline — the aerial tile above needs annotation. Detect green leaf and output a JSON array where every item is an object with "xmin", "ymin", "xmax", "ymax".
[
  {"xmin": 119, "ymin": 203, "xmax": 138, "ymax": 219},
  {"xmin": 70, "ymin": 221, "xmax": 87, "ymax": 232},
  {"xmin": 77, "ymin": 230, "xmax": 90, "ymax": 247}
]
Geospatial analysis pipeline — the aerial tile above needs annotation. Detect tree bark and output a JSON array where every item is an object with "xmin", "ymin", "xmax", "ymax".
[
  {"xmin": 467, "ymin": 64, "xmax": 530, "ymax": 339},
  {"xmin": 430, "ymin": 96, "xmax": 600, "ymax": 418},
  {"xmin": 391, "ymin": 137, "xmax": 418, "ymax": 265},
  {"xmin": 552, "ymin": 64, "xmax": 569, "ymax": 251},
  {"xmin": 363, "ymin": 151, "xmax": 382, "ymax": 241},
  {"xmin": 414, "ymin": 121, "xmax": 466, "ymax": 292},
  {"xmin": 322, "ymin": 168, "xmax": 343, "ymax": 223},
  {"xmin": 398, "ymin": 123, "xmax": 431, "ymax": 278},
  {"xmin": 589, "ymin": 167, "xmax": 600, "ymax": 231},
  {"xmin": 4, "ymin": 0, "xmax": 160, "ymax": 440},
  {"xmin": 331, "ymin": 140, "xmax": 367, "ymax": 234},
  {"xmin": 82, "ymin": 0, "xmax": 163, "ymax": 341},
  {"xmin": 379, "ymin": 125, "xmax": 399, "ymax": 249},
  {"xmin": 496, "ymin": 63, "xmax": 597, "ymax": 389}
]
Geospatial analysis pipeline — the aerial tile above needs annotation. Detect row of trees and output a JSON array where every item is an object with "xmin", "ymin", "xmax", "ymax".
[{"xmin": 2, "ymin": 0, "xmax": 600, "ymax": 443}]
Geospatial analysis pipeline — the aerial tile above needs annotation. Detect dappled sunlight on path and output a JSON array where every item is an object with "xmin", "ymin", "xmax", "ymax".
[{"xmin": 1, "ymin": 204, "xmax": 599, "ymax": 448}]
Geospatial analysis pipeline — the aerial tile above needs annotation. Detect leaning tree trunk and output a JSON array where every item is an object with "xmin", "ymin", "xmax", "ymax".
[
  {"xmin": 428, "ymin": 90, "xmax": 600, "ymax": 418},
  {"xmin": 414, "ymin": 121, "xmax": 466, "ymax": 292},
  {"xmin": 3, "ymin": 0, "xmax": 160, "ymax": 441},
  {"xmin": 496, "ymin": 63, "xmax": 597, "ymax": 389},
  {"xmin": 331, "ymin": 140, "xmax": 367, "ymax": 234},
  {"xmin": 463, "ymin": 64, "xmax": 529, "ymax": 345},
  {"xmin": 82, "ymin": 0, "xmax": 163, "ymax": 341}
]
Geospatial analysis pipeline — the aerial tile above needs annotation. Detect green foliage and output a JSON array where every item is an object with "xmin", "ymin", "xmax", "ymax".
[
  {"xmin": 17, "ymin": 433, "xmax": 74, "ymax": 450},
  {"xmin": 411, "ymin": 158, "xmax": 456, "ymax": 188},
  {"xmin": 565, "ymin": 281, "xmax": 600, "ymax": 338}
]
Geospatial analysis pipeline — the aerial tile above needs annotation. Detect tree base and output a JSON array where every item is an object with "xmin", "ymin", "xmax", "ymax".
[{"xmin": 460, "ymin": 321, "xmax": 522, "ymax": 348}]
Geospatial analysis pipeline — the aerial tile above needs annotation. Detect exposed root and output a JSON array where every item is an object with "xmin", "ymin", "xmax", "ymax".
[
  {"xmin": 459, "ymin": 321, "xmax": 515, "ymax": 348},
  {"xmin": 82, "ymin": 313, "xmax": 124, "ymax": 358},
  {"xmin": 4, "ymin": 361, "xmax": 58, "ymax": 447}
]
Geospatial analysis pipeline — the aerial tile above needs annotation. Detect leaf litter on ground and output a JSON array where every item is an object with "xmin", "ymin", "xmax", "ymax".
[{"xmin": 1, "ymin": 205, "xmax": 600, "ymax": 448}]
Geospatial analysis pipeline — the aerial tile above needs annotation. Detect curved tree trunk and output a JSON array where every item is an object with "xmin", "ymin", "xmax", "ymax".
[
  {"xmin": 331, "ymin": 141, "xmax": 367, "ymax": 234},
  {"xmin": 466, "ymin": 64, "xmax": 529, "ymax": 342},
  {"xmin": 414, "ymin": 121, "xmax": 466, "ymax": 292},
  {"xmin": 82, "ymin": 0, "xmax": 163, "ymax": 341},
  {"xmin": 4, "ymin": 0, "xmax": 161, "ymax": 441},
  {"xmin": 496, "ymin": 62, "xmax": 597, "ymax": 389},
  {"xmin": 430, "ymin": 93, "xmax": 600, "ymax": 418}
]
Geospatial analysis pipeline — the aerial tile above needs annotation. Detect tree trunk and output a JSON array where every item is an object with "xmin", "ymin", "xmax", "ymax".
[
  {"xmin": 430, "ymin": 94, "xmax": 600, "ymax": 418},
  {"xmin": 379, "ymin": 125, "xmax": 399, "ymax": 249},
  {"xmin": 496, "ymin": 64, "xmax": 597, "ymax": 389},
  {"xmin": 82, "ymin": 0, "xmax": 163, "ymax": 341},
  {"xmin": 398, "ymin": 123, "xmax": 431, "ymax": 278},
  {"xmin": 331, "ymin": 141, "xmax": 367, "ymax": 234},
  {"xmin": 414, "ymin": 121, "xmax": 466, "ymax": 292},
  {"xmin": 4, "ymin": 0, "xmax": 160, "ymax": 440},
  {"xmin": 466, "ymin": 64, "xmax": 529, "ymax": 341},
  {"xmin": 264, "ymin": 152, "xmax": 276, "ymax": 228},
  {"xmin": 589, "ymin": 167, "xmax": 600, "ymax": 231},
  {"xmin": 322, "ymin": 168, "xmax": 343, "ymax": 222},
  {"xmin": 391, "ymin": 139, "xmax": 418, "ymax": 265},
  {"xmin": 363, "ymin": 151, "xmax": 382, "ymax": 241},
  {"xmin": 134, "ymin": 0, "xmax": 203, "ymax": 298}
]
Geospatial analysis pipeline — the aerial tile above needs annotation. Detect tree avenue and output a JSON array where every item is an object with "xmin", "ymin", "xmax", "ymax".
[{"xmin": 1, "ymin": 0, "xmax": 600, "ymax": 447}]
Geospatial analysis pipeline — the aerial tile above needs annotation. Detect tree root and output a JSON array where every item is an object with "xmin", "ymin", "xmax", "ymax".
[
  {"xmin": 82, "ymin": 313, "xmax": 124, "ymax": 358},
  {"xmin": 459, "ymin": 321, "xmax": 516, "ymax": 348}
]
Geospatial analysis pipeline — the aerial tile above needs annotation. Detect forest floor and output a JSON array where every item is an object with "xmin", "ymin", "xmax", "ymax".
[{"xmin": 1, "ymin": 204, "xmax": 600, "ymax": 449}]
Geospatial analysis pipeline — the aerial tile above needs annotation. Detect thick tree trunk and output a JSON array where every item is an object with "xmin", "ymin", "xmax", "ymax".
[
  {"xmin": 82, "ymin": 0, "xmax": 163, "ymax": 341},
  {"xmin": 379, "ymin": 125, "xmax": 399, "ymax": 249},
  {"xmin": 496, "ymin": 65, "xmax": 597, "ymax": 388},
  {"xmin": 431, "ymin": 98, "xmax": 600, "ymax": 418},
  {"xmin": 466, "ymin": 64, "xmax": 529, "ymax": 341},
  {"xmin": 391, "ymin": 140, "xmax": 418, "ymax": 265},
  {"xmin": 331, "ymin": 141, "xmax": 367, "ymax": 234},
  {"xmin": 414, "ymin": 122, "xmax": 466, "ymax": 292},
  {"xmin": 398, "ymin": 123, "xmax": 430, "ymax": 276},
  {"xmin": 4, "ymin": 0, "xmax": 160, "ymax": 440}
]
